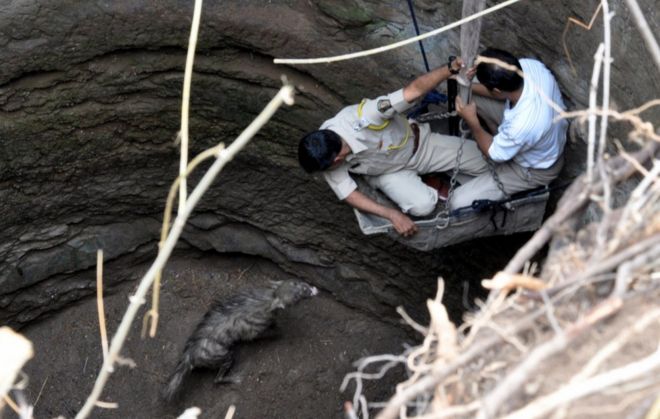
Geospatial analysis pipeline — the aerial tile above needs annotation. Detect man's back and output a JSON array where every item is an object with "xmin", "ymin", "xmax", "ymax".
[{"xmin": 491, "ymin": 58, "xmax": 568, "ymax": 169}]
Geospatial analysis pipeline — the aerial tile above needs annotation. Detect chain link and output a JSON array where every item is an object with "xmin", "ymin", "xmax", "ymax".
[
  {"xmin": 485, "ymin": 156, "xmax": 510, "ymax": 200},
  {"xmin": 445, "ymin": 120, "xmax": 469, "ymax": 207},
  {"xmin": 414, "ymin": 110, "xmax": 457, "ymax": 123},
  {"xmin": 414, "ymin": 102, "xmax": 510, "ymax": 207},
  {"xmin": 414, "ymin": 106, "xmax": 465, "ymax": 212}
]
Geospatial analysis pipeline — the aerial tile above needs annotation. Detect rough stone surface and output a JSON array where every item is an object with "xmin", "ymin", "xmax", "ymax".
[
  {"xmin": 21, "ymin": 253, "xmax": 412, "ymax": 418},
  {"xmin": 1, "ymin": 0, "xmax": 658, "ymax": 328}
]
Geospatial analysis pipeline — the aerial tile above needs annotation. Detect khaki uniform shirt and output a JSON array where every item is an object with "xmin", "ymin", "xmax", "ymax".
[{"xmin": 321, "ymin": 89, "xmax": 417, "ymax": 200}]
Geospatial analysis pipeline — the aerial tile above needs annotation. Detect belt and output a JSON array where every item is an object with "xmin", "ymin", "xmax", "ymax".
[{"xmin": 410, "ymin": 123, "xmax": 420, "ymax": 155}]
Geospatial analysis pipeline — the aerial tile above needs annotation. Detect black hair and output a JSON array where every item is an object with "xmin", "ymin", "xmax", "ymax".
[
  {"xmin": 476, "ymin": 48, "xmax": 523, "ymax": 92},
  {"xmin": 298, "ymin": 129, "xmax": 342, "ymax": 173}
]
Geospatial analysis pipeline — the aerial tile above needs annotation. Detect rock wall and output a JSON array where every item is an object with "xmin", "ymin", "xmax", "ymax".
[{"xmin": 1, "ymin": 0, "xmax": 658, "ymax": 326}]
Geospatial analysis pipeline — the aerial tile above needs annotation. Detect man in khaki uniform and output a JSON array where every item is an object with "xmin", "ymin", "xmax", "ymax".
[{"xmin": 298, "ymin": 58, "xmax": 487, "ymax": 237}]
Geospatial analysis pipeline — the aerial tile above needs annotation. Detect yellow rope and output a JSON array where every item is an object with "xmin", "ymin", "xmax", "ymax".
[{"xmin": 356, "ymin": 100, "xmax": 411, "ymax": 150}]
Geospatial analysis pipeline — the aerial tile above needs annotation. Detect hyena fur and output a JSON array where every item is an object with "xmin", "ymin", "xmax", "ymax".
[{"xmin": 162, "ymin": 279, "xmax": 318, "ymax": 401}]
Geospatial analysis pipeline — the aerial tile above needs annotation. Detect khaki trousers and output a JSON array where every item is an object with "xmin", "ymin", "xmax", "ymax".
[
  {"xmin": 450, "ymin": 95, "xmax": 564, "ymax": 210},
  {"xmin": 367, "ymin": 95, "xmax": 563, "ymax": 215},
  {"xmin": 368, "ymin": 123, "xmax": 487, "ymax": 216}
]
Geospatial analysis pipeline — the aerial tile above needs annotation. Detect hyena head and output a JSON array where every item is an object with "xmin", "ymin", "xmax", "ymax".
[{"xmin": 271, "ymin": 279, "xmax": 318, "ymax": 308}]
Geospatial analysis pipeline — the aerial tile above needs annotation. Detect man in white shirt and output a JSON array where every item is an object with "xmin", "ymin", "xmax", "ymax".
[
  {"xmin": 454, "ymin": 47, "xmax": 568, "ymax": 209},
  {"xmin": 298, "ymin": 57, "xmax": 489, "ymax": 237}
]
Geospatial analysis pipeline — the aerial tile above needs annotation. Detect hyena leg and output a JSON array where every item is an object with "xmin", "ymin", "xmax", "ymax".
[
  {"xmin": 254, "ymin": 322, "xmax": 280, "ymax": 340},
  {"xmin": 213, "ymin": 354, "xmax": 235, "ymax": 384}
]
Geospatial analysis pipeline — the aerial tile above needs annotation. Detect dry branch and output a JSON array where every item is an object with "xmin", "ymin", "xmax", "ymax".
[
  {"xmin": 75, "ymin": 84, "xmax": 295, "ymax": 419},
  {"xmin": 476, "ymin": 297, "xmax": 623, "ymax": 418},
  {"xmin": 96, "ymin": 250, "xmax": 109, "ymax": 361},
  {"xmin": 504, "ymin": 345, "xmax": 660, "ymax": 419},
  {"xmin": 0, "ymin": 328, "xmax": 33, "ymax": 411},
  {"xmin": 502, "ymin": 140, "xmax": 659, "ymax": 277},
  {"xmin": 178, "ymin": 0, "xmax": 204, "ymax": 213},
  {"xmin": 624, "ymin": 0, "xmax": 660, "ymax": 73},
  {"xmin": 562, "ymin": 3, "xmax": 602, "ymax": 75}
]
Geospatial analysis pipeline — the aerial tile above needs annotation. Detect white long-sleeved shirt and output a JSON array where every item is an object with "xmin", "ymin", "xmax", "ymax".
[{"xmin": 488, "ymin": 59, "xmax": 568, "ymax": 169}]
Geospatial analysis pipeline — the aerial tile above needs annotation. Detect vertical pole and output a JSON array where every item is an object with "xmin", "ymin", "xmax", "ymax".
[{"xmin": 447, "ymin": 77, "xmax": 459, "ymax": 136}]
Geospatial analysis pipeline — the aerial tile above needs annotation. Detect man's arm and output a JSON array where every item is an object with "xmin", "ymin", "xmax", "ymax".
[
  {"xmin": 402, "ymin": 58, "xmax": 462, "ymax": 103},
  {"xmin": 455, "ymin": 96, "xmax": 493, "ymax": 155},
  {"xmin": 471, "ymin": 83, "xmax": 497, "ymax": 99},
  {"xmin": 344, "ymin": 190, "xmax": 418, "ymax": 237}
]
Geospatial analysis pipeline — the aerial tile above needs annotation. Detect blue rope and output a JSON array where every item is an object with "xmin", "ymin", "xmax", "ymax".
[
  {"xmin": 404, "ymin": 0, "xmax": 447, "ymax": 119},
  {"xmin": 406, "ymin": 0, "xmax": 430, "ymax": 72}
]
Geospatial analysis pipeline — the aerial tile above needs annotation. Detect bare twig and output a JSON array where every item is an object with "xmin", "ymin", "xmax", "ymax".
[
  {"xmin": 559, "ymin": 106, "xmax": 660, "ymax": 142},
  {"xmin": 33, "ymin": 376, "xmax": 48, "ymax": 408},
  {"xmin": 145, "ymin": 0, "xmax": 204, "ymax": 339},
  {"xmin": 74, "ymin": 84, "xmax": 295, "ymax": 419},
  {"xmin": 0, "ymin": 328, "xmax": 33, "ymax": 407},
  {"xmin": 142, "ymin": 145, "xmax": 226, "ymax": 339},
  {"xmin": 94, "ymin": 401, "xmax": 118, "ymax": 409},
  {"xmin": 504, "ymin": 345, "xmax": 660, "ymax": 419},
  {"xmin": 142, "ymin": 142, "xmax": 227, "ymax": 339},
  {"xmin": 377, "ymin": 299, "xmax": 558, "ymax": 419},
  {"xmin": 592, "ymin": 0, "xmax": 614, "ymax": 256},
  {"xmin": 415, "ymin": 401, "xmax": 481, "ymax": 419},
  {"xmin": 562, "ymin": 3, "xmax": 603, "ymax": 75},
  {"xmin": 476, "ymin": 297, "xmax": 623, "ymax": 419},
  {"xmin": 341, "ymin": 354, "xmax": 407, "ymax": 395},
  {"xmin": 96, "ymin": 250, "xmax": 109, "ymax": 361},
  {"xmin": 615, "ymin": 245, "xmax": 660, "ymax": 295},
  {"xmin": 177, "ymin": 407, "xmax": 202, "ymax": 419},
  {"xmin": 565, "ymin": 390, "xmax": 660, "ymax": 418},
  {"xmin": 583, "ymin": 233, "xmax": 660, "ymax": 283},
  {"xmin": 586, "ymin": 43, "xmax": 605, "ymax": 183},
  {"xmin": 224, "ymin": 405, "xmax": 236, "ymax": 419},
  {"xmin": 482, "ymin": 272, "xmax": 547, "ymax": 293},
  {"xmin": 396, "ymin": 306, "xmax": 429, "ymax": 335},
  {"xmin": 3, "ymin": 395, "xmax": 20, "ymax": 415},
  {"xmin": 502, "ymin": 140, "xmax": 659, "ymax": 276},
  {"xmin": 572, "ymin": 309, "xmax": 660, "ymax": 383},
  {"xmin": 598, "ymin": 0, "xmax": 613, "ymax": 162},
  {"xmin": 646, "ymin": 395, "xmax": 660, "ymax": 419},
  {"xmin": 624, "ymin": 0, "xmax": 660, "ymax": 73},
  {"xmin": 179, "ymin": 0, "xmax": 204, "ymax": 213}
]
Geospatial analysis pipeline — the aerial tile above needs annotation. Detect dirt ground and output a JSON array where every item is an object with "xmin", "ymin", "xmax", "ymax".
[{"xmin": 18, "ymin": 251, "xmax": 413, "ymax": 419}]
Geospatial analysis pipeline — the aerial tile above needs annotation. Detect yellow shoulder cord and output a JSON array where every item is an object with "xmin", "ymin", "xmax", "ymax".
[
  {"xmin": 357, "ymin": 99, "xmax": 411, "ymax": 150},
  {"xmin": 386, "ymin": 123, "xmax": 411, "ymax": 151},
  {"xmin": 357, "ymin": 99, "xmax": 390, "ymax": 130}
]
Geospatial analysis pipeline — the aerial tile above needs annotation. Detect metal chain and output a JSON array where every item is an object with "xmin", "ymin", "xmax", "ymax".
[
  {"xmin": 485, "ymin": 156, "xmax": 510, "ymax": 200},
  {"xmin": 414, "ymin": 110, "xmax": 457, "ymax": 123},
  {"xmin": 445, "ymin": 120, "xmax": 469, "ymax": 208},
  {"xmin": 415, "ymin": 104, "xmax": 510, "ymax": 206},
  {"xmin": 413, "ymin": 106, "xmax": 465, "ymax": 212}
]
